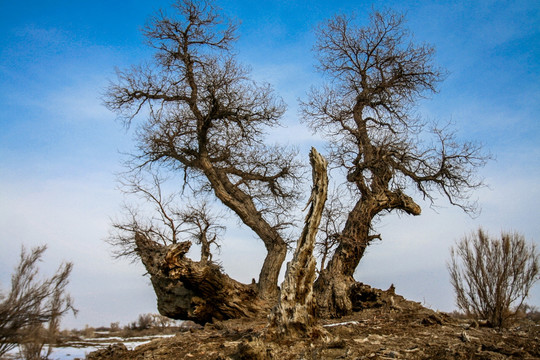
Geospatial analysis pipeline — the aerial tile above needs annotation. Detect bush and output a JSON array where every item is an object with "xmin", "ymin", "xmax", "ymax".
[
  {"xmin": 110, "ymin": 322, "xmax": 121, "ymax": 332},
  {"xmin": 136, "ymin": 313, "xmax": 154, "ymax": 330},
  {"xmin": 81, "ymin": 325, "xmax": 95, "ymax": 338},
  {"xmin": 448, "ymin": 228, "xmax": 539, "ymax": 328},
  {"xmin": 0, "ymin": 245, "xmax": 76, "ymax": 358}
]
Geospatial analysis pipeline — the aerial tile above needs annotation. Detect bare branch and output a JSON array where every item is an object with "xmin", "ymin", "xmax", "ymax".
[
  {"xmin": 309, "ymin": 9, "xmax": 489, "ymax": 317},
  {"xmin": 0, "ymin": 246, "xmax": 76, "ymax": 357},
  {"xmin": 104, "ymin": 0, "xmax": 300, "ymax": 298},
  {"xmin": 448, "ymin": 229, "xmax": 540, "ymax": 328}
]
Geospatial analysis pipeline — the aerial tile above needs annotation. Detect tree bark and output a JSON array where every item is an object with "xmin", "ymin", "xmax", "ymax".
[
  {"xmin": 314, "ymin": 190, "xmax": 421, "ymax": 318},
  {"xmin": 200, "ymin": 158, "xmax": 287, "ymax": 300},
  {"xmin": 314, "ymin": 201, "xmax": 371, "ymax": 318},
  {"xmin": 270, "ymin": 148, "xmax": 328, "ymax": 337},
  {"xmin": 135, "ymin": 233, "xmax": 268, "ymax": 324}
]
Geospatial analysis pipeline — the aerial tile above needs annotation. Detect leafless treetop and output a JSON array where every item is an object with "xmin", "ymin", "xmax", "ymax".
[
  {"xmin": 104, "ymin": 0, "xmax": 303, "ymax": 297},
  {"xmin": 302, "ymin": 10, "xmax": 489, "ymax": 214},
  {"xmin": 104, "ymin": 0, "xmax": 301, "ymax": 233}
]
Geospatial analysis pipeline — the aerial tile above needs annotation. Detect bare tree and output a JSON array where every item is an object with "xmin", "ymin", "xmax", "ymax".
[
  {"xmin": 151, "ymin": 313, "xmax": 178, "ymax": 328},
  {"xmin": 302, "ymin": 10, "xmax": 490, "ymax": 317},
  {"xmin": 108, "ymin": 171, "xmax": 223, "ymax": 263},
  {"xmin": 104, "ymin": 0, "xmax": 301, "ymax": 303},
  {"xmin": 0, "ymin": 246, "xmax": 76, "ymax": 358},
  {"xmin": 108, "ymin": 172, "xmax": 185, "ymax": 260},
  {"xmin": 136, "ymin": 313, "xmax": 154, "ymax": 330},
  {"xmin": 448, "ymin": 228, "xmax": 540, "ymax": 328},
  {"xmin": 108, "ymin": 171, "xmax": 253, "ymax": 323},
  {"xmin": 105, "ymin": 1, "xmax": 490, "ymax": 325},
  {"xmin": 177, "ymin": 201, "xmax": 224, "ymax": 263}
]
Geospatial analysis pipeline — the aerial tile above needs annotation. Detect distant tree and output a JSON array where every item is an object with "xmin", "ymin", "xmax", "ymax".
[
  {"xmin": 136, "ymin": 313, "xmax": 154, "ymax": 330},
  {"xmin": 302, "ymin": 9, "xmax": 490, "ymax": 317},
  {"xmin": 151, "ymin": 313, "xmax": 176, "ymax": 328},
  {"xmin": 0, "ymin": 246, "xmax": 76, "ymax": 358},
  {"xmin": 448, "ymin": 228, "xmax": 540, "ymax": 328}
]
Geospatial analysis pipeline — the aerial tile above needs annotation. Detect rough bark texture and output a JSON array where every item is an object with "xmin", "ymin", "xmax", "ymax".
[
  {"xmin": 200, "ymin": 161, "xmax": 288, "ymax": 300},
  {"xmin": 270, "ymin": 148, "xmax": 328, "ymax": 337},
  {"xmin": 135, "ymin": 233, "xmax": 268, "ymax": 324},
  {"xmin": 315, "ymin": 193, "xmax": 421, "ymax": 318}
]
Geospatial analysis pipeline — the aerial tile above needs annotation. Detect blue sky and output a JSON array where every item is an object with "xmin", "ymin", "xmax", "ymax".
[{"xmin": 1, "ymin": 0, "xmax": 539, "ymax": 328}]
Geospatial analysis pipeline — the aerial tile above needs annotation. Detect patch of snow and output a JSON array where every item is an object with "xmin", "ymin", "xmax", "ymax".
[
  {"xmin": 83, "ymin": 336, "xmax": 124, "ymax": 342},
  {"xmin": 323, "ymin": 321, "xmax": 359, "ymax": 327},
  {"xmin": 5, "ymin": 334, "xmax": 178, "ymax": 360}
]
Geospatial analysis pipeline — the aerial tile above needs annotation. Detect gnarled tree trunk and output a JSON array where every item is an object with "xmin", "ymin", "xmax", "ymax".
[
  {"xmin": 314, "ymin": 201, "xmax": 371, "ymax": 318},
  {"xmin": 314, "ymin": 191, "xmax": 421, "ymax": 318},
  {"xmin": 134, "ymin": 149, "xmax": 329, "ymax": 326},
  {"xmin": 200, "ymin": 160, "xmax": 288, "ymax": 300},
  {"xmin": 135, "ymin": 233, "xmax": 268, "ymax": 324}
]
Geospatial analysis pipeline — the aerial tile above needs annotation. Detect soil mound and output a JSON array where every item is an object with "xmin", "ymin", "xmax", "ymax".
[{"xmin": 86, "ymin": 285, "xmax": 540, "ymax": 359}]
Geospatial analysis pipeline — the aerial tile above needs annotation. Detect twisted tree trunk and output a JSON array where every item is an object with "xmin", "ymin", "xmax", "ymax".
[
  {"xmin": 135, "ymin": 233, "xmax": 268, "ymax": 324},
  {"xmin": 314, "ymin": 191, "xmax": 421, "ymax": 318},
  {"xmin": 134, "ymin": 149, "xmax": 329, "ymax": 326},
  {"xmin": 200, "ymin": 159, "xmax": 287, "ymax": 300}
]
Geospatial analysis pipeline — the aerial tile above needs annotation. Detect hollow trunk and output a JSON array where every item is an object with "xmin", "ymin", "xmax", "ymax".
[
  {"xmin": 270, "ymin": 148, "xmax": 328, "ymax": 337},
  {"xmin": 135, "ymin": 233, "xmax": 268, "ymax": 324}
]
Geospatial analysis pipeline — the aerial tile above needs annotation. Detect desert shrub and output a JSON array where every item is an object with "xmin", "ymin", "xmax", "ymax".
[
  {"xmin": 448, "ymin": 310, "xmax": 468, "ymax": 320},
  {"xmin": 517, "ymin": 304, "xmax": 540, "ymax": 322},
  {"xmin": 81, "ymin": 325, "xmax": 95, "ymax": 338},
  {"xmin": 448, "ymin": 228, "xmax": 539, "ymax": 328},
  {"xmin": 151, "ymin": 314, "xmax": 179, "ymax": 329},
  {"xmin": 18, "ymin": 324, "xmax": 49, "ymax": 360},
  {"xmin": 136, "ymin": 313, "xmax": 153, "ymax": 330},
  {"xmin": 0, "ymin": 245, "xmax": 75, "ymax": 358},
  {"xmin": 110, "ymin": 322, "xmax": 121, "ymax": 332}
]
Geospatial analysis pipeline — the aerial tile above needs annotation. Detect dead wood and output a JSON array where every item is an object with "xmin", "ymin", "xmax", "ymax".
[
  {"xmin": 85, "ymin": 285, "xmax": 540, "ymax": 360},
  {"xmin": 135, "ymin": 233, "xmax": 268, "ymax": 324},
  {"xmin": 269, "ymin": 148, "xmax": 328, "ymax": 337}
]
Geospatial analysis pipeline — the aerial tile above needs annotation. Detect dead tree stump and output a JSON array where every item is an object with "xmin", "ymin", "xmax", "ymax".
[{"xmin": 269, "ymin": 148, "xmax": 328, "ymax": 337}]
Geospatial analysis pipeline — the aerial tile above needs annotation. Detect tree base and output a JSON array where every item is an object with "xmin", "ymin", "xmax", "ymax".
[
  {"xmin": 135, "ymin": 234, "xmax": 268, "ymax": 324},
  {"xmin": 314, "ymin": 271, "xmax": 401, "ymax": 318}
]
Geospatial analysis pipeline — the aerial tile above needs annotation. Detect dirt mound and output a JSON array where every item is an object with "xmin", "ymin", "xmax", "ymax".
[{"xmin": 86, "ymin": 286, "xmax": 540, "ymax": 359}]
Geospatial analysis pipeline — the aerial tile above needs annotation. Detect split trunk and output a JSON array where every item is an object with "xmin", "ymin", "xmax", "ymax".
[{"xmin": 270, "ymin": 148, "xmax": 328, "ymax": 337}]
